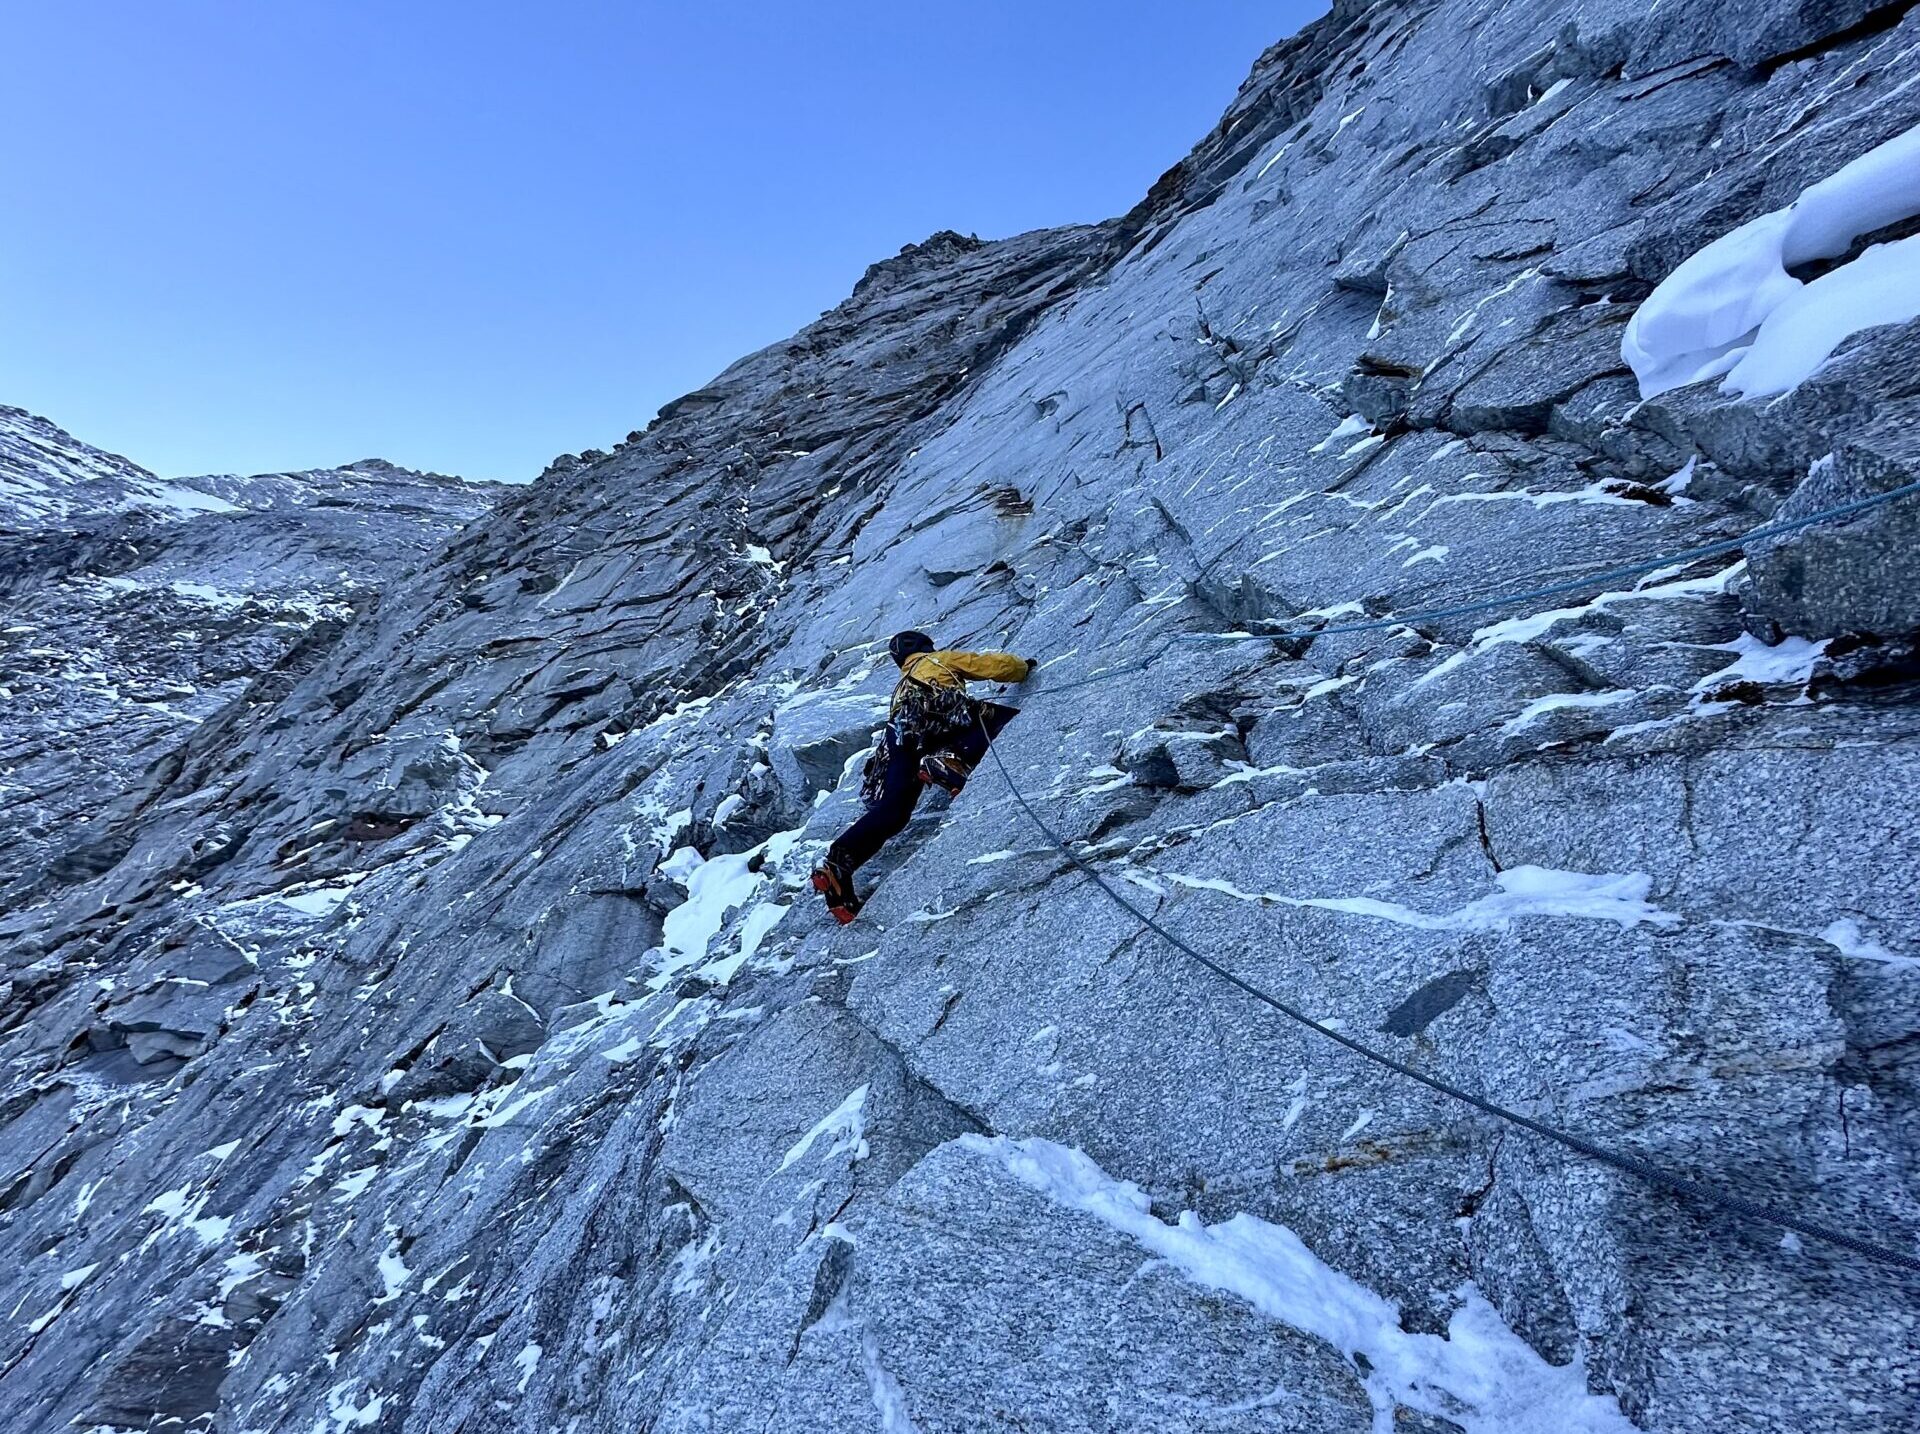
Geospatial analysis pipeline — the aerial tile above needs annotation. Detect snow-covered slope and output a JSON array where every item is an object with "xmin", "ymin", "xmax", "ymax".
[
  {"xmin": 0, "ymin": 409, "xmax": 498, "ymax": 893},
  {"xmin": 4, "ymin": 4, "xmax": 1920, "ymax": 1432},
  {"xmin": 0, "ymin": 406, "xmax": 242, "ymax": 526}
]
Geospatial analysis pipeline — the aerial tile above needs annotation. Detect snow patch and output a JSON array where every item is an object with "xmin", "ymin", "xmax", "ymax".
[
  {"xmin": 669, "ymin": 1230, "xmax": 720, "ymax": 1296},
  {"xmin": 142, "ymin": 1185, "xmax": 230, "ymax": 1245},
  {"xmin": 660, "ymin": 850, "xmax": 765, "ymax": 964},
  {"xmin": 218, "ymin": 1252, "xmax": 264, "ymax": 1300},
  {"xmin": 1310, "ymin": 415, "xmax": 1372, "ymax": 454},
  {"xmin": 1625, "ymin": 123, "xmax": 1920, "ymax": 398},
  {"xmin": 1818, "ymin": 919, "xmax": 1920, "ymax": 971},
  {"xmin": 60, "ymin": 1263, "xmax": 99, "ymax": 1292},
  {"xmin": 1167, "ymin": 865, "xmax": 1676, "ymax": 933},
  {"xmin": 143, "ymin": 483, "xmax": 243, "ymax": 517},
  {"xmin": 326, "ymin": 1383, "xmax": 384, "ymax": 1430},
  {"xmin": 702, "ymin": 900, "xmax": 789, "ymax": 984},
  {"xmin": 656, "ymin": 826, "xmax": 803, "ymax": 985},
  {"xmin": 277, "ymin": 883, "xmax": 359, "ymax": 918},
  {"xmin": 1418, "ymin": 564, "xmax": 1739, "ymax": 688},
  {"xmin": 1692, "ymin": 633, "xmax": 1826, "ymax": 690},
  {"xmin": 514, "ymin": 1341, "xmax": 543, "ymax": 1393},
  {"xmin": 376, "ymin": 1245, "xmax": 411, "ymax": 1302},
  {"xmin": 861, "ymin": 1330, "xmax": 925, "ymax": 1434},
  {"xmin": 1501, "ymin": 689, "xmax": 1634, "ymax": 734},
  {"xmin": 966, "ymin": 1136, "xmax": 1637, "ymax": 1433},
  {"xmin": 779, "ymin": 1086, "xmax": 870, "ymax": 1172}
]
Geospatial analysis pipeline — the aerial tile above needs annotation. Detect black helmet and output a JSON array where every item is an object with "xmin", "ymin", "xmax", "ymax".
[{"xmin": 888, "ymin": 630, "xmax": 935, "ymax": 667}]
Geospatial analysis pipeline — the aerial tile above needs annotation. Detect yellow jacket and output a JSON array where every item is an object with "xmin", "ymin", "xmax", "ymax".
[{"xmin": 892, "ymin": 649, "xmax": 1031, "ymax": 715}]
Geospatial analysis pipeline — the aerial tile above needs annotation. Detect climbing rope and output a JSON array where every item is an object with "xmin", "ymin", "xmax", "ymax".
[
  {"xmin": 983, "ymin": 732, "xmax": 1920, "ymax": 1272},
  {"xmin": 1026, "ymin": 476, "xmax": 1920, "ymax": 700},
  {"xmin": 977, "ymin": 475, "xmax": 1920, "ymax": 1272}
]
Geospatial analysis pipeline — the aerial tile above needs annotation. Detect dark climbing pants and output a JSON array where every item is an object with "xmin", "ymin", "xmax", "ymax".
[{"xmin": 828, "ymin": 704, "xmax": 1016, "ymax": 875}]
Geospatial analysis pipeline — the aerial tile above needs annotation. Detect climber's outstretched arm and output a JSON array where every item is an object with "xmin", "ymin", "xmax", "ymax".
[{"xmin": 932, "ymin": 649, "xmax": 1032, "ymax": 683}]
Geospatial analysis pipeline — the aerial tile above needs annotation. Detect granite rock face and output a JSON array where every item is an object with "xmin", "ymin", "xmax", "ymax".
[
  {"xmin": 4, "ymin": 3, "xmax": 1920, "ymax": 1432},
  {"xmin": 0, "ymin": 407, "xmax": 498, "ymax": 896}
]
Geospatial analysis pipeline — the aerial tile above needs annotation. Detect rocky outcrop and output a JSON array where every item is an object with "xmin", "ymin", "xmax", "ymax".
[
  {"xmin": 0, "ymin": 408, "xmax": 498, "ymax": 895},
  {"xmin": 2, "ymin": 3, "xmax": 1918, "ymax": 1432}
]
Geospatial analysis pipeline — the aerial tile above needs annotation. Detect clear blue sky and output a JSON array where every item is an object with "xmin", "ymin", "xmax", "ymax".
[{"xmin": 4, "ymin": 3, "xmax": 1322, "ymax": 481}]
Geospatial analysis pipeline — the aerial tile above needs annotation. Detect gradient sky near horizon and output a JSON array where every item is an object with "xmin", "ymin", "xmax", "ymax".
[{"xmin": 5, "ymin": 3, "xmax": 1324, "ymax": 482}]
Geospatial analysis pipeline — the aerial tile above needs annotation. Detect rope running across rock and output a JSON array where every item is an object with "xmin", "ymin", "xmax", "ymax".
[{"xmin": 980, "ymin": 476, "xmax": 1920, "ymax": 1272}]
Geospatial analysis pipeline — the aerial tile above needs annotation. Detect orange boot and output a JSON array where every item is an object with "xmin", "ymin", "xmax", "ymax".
[{"xmin": 810, "ymin": 858, "xmax": 862, "ymax": 924}]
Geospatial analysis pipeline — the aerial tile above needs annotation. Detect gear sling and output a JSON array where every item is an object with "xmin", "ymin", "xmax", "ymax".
[{"xmin": 834, "ymin": 652, "xmax": 1021, "ymax": 874}]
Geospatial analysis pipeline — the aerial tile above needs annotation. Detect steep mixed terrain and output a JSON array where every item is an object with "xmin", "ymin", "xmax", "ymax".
[
  {"xmin": 0, "ymin": 407, "xmax": 497, "ymax": 897},
  {"xmin": 3, "ymin": 2, "xmax": 1919, "ymax": 1430}
]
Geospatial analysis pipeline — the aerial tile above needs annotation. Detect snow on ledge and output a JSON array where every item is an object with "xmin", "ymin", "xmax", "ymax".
[
  {"xmin": 1690, "ymin": 632, "xmax": 1827, "ymax": 691},
  {"xmin": 779, "ymin": 1085, "xmax": 870, "ymax": 1172},
  {"xmin": 1164, "ymin": 864, "xmax": 1677, "ymax": 933},
  {"xmin": 1624, "ymin": 123, "xmax": 1920, "ymax": 399},
  {"xmin": 1311, "ymin": 414, "xmax": 1373, "ymax": 454},
  {"xmin": 963, "ymin": 1135, "xmax": 1639, "ymax": 1433}
]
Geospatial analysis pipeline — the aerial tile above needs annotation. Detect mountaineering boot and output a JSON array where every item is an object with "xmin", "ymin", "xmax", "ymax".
[
  {"xmin": 810, "ymin": 858, "xmax": 862, "ymax": 925},
  {"xmin": 918, "ymin": 752, "xmax": 973, "ymax": 797}
]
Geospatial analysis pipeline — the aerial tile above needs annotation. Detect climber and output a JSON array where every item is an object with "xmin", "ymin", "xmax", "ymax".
[{"xmin": 810, "ymin": 631, "xmax": 1034, "ymax": 923}]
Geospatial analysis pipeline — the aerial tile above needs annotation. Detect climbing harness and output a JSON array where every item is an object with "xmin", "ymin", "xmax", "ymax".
[
  {"xmin": 892, "ymin": 653, "xmax": 979, "ymax": 742},
  {"xmin": 976, "ymin": 476, "xmax": 1920, "ymax": 1273},
  {"xmin": 858, "ymin": 724, "xmax": 899, "ymax": 806},
  {"xmin": 861, "ymin": 655, "xmax": 988, "ymax": 803}
]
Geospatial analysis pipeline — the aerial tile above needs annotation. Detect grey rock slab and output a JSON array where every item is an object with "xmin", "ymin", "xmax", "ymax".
[
  {"xmin": 1744, "ymin": 418, "xmax": 1920, "ymax": 640},
  {"xmin": 667, "ymin": 1139, "xmax": 1380, "ymax": 1434},
  {"xmin": 4, "ymin": 3, "xmax": 1920, "ymax": 1431}
]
